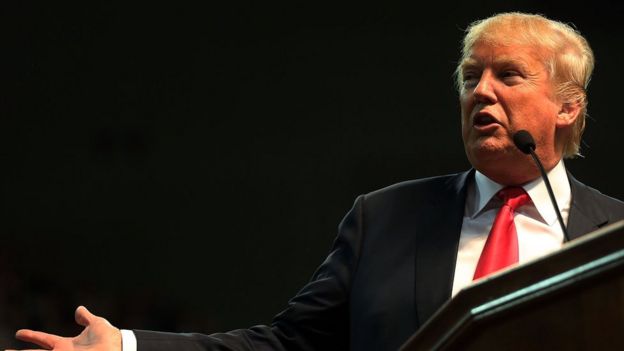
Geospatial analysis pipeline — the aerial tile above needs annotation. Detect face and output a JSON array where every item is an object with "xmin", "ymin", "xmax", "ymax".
[{"xmin": 459, "ymin": 40, "xmax": 565, "ymax": 184}]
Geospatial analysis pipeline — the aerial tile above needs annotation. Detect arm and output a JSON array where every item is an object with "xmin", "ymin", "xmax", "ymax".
[
  {"xmin": 132, "ymin": 195, "xmax": 365, "ymax": 350},
  {"xmin": 10, "ymin": 197, "xmax": 365, "ymax": 351}
]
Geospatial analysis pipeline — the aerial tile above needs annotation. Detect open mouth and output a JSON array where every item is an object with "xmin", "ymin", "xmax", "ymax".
[{"xmin": 473, "ymin": 113, "xmax": 499, "ymax": 127}]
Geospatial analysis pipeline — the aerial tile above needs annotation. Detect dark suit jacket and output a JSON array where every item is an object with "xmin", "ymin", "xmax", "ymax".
[{"xmin": 134, "ymin": 170, "xmax": 624, "ymax": 350}]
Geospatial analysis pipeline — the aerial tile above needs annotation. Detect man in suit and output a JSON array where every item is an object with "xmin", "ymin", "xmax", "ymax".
[{"xmin": 11, "ymin": 12, "xmax": 624, "ymax": 351}]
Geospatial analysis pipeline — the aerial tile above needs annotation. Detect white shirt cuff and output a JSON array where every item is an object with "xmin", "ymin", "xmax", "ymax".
[{"xmin": 120, "ymin": 329, "xmax": 137, "ymax": 351}]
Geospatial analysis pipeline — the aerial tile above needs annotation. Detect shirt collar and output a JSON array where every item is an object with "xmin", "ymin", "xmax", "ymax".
[{"xmin": 470, "ymin": 160, "xmax": 571, "ymax": 225}]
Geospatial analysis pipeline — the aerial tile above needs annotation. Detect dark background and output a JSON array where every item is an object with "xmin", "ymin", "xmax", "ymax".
[{"xmin": 2, "ymin": 1, "xmax": 624, "ymax": 348}]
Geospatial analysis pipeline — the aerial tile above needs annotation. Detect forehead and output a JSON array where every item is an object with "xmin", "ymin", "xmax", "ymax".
[{"xmin": 461, "ymin": 41, "xmax": 549, "ymax": 71}]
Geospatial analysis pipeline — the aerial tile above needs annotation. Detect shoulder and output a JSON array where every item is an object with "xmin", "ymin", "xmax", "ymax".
[
  {"xmin": 571, "ymin": 176, "xmax": 624, "ymax": 214},
  {"xmin": 570, "ymin": 177, "xmax": 624, "ymax": 208},
  {"xmin": 357, "ymin": 170, "xmax": 472, "ymax": 208}
]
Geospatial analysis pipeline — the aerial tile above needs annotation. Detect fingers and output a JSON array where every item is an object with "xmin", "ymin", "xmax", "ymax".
[
  {"xmin": 74, "ymin": 305, "xmax": 94, "ymax": 327},
  {"xmin": 14, "ymin": 329, "xmax": 57, "ymax": 349}
]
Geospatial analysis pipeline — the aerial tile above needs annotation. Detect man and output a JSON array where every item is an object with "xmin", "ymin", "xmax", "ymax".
[{"xmin": 10, "ymin": 12, "xmax": 624, "ymax": 351}]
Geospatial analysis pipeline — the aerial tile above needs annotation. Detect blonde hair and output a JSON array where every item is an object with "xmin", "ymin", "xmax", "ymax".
[{"xmin": 456, "ymin": 12, "xmax": 594, "ymax": 158}]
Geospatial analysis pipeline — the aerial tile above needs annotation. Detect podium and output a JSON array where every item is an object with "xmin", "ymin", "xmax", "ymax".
[{"xmin": 400, "ymin": 220, "xmax": 624, "ymax": 351}]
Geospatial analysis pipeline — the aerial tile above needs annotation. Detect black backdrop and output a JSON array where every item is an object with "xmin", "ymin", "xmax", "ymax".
[{"xmin": 2, "ymin": 1, "xmax": 624, "ymax": 348}]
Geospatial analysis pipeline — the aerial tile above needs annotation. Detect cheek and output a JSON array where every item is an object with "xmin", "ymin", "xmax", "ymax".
[
  {"xmin": 459, "ymin": 109, "xmax": 469, "ymax": 138},
  {"xmin": 526, "ymin": 102, "xmax": 559, "ymax": 124},
  {"xmin": 459, "ymin": 95, "xmax": 472, "ymax": 121},
  {"xmin": 507, "ymin": 102, "xmax": 558, "ymax": 141},
  {"xmin": 459, "ymin": 91, "xmax": 471, "ymax": 107},
  {"xmin": 460, "ymin": 117, "xmax": 471, "ymax": 142}
]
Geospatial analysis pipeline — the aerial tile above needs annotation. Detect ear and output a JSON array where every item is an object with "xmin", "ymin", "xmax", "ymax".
[{"xmin": 556, "ymin": 100, "xmax": 581, "ymax": 128}]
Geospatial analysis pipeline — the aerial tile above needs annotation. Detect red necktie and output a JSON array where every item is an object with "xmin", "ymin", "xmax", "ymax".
[{"xmin": 473, "ymin": 187, "xmax": 530, "ymax": 280}]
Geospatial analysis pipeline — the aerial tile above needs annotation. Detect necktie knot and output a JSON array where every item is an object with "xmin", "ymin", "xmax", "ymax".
[{"xmin": 497, "ymin": 186, "xmax": 530, "ymax": 211}]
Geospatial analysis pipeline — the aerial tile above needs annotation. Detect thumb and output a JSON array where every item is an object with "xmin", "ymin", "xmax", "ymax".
[{"xmin": 75, "ymin": 306, "xmax": 95, "ymax": 327}]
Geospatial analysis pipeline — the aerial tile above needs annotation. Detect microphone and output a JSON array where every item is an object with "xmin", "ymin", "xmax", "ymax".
[{"xmin": 513, "ymin": 130, "xmax": 571, "ymax": 242}]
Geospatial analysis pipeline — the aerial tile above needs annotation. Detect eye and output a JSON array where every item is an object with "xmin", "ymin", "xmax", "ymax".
[
  {"xmin": 501, "ymin": 70, "xmax": 519, "ymax": 77},
  {"xmin": 462, "ymin": 71, "xmax": 480, "ymax": 87},
  {"xmin": 500, "ymin": 70, "xmax": 523, "ymax": 84}
]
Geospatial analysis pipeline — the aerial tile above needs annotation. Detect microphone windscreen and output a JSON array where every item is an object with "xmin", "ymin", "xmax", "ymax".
[{"xmin": 513, "ymin": 130, "xmax": 536, "ymax": 154}]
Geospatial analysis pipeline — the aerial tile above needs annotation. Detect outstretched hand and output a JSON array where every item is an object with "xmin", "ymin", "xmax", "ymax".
[{"xmin": 7, "ymin": 306, "xmax": 122, "ymax": 351}]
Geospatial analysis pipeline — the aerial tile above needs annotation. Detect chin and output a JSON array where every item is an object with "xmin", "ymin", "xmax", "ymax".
[{"xmin": 466, "ymin": 143, "xmax": 510, "ymax": 165}]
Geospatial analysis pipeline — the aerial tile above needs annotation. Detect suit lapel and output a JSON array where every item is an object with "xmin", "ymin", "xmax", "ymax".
[
  {"xmin": 567, "ymin": 173, "xmax": 609, "ymax": 240},
  {"xmin": 414, "ymin": 170, "xmax": 471, "ymax": 326},
  {"xmin": 411, "ymin": 170, "xmax": 607, "ymax": 325}
]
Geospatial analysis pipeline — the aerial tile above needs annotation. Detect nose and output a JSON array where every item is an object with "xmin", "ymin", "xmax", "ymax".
[{"xmin": 472, "ymin": 72, "xmax": 497, "ymax": 104}]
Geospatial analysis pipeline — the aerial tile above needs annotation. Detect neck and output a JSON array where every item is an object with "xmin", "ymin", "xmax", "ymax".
[{"xmin": 477, "ymin": 154, "xmax": 561, "ymax": 186}]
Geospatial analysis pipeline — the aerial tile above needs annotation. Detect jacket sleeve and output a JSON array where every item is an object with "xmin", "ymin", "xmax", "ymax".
[{"xmin": 133, "ymin": 195, "xmax": 366, "ymax": 351}]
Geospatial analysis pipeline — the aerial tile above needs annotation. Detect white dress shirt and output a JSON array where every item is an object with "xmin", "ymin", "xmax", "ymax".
[
  {"xmin": 121, "ymin": 329, "xmax": 137, "ymax": 351},
  {"xmin": 121, "ymin": 161, "xmax": 572, "ymax": 350},
  {"xmin": 451, "ymin": 160, "xmax": 571, "ymax": 296}
]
